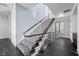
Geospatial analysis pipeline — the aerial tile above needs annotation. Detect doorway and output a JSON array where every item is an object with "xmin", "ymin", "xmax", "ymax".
[{"xmin": 55, "ymin": 21, "xmax": 64, "ymax": 38}]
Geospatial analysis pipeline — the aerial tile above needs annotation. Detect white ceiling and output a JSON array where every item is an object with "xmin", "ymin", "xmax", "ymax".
[
  {"xmin": 20, "ymin": 3, "xmax": 74, "ymax": 17},
  {"xmin": 0, "ymin": 3, "xmax": 75, "ymax": 18},
  {"xmin": 19, "ymin": 3, "xmax": 38, "ymax": 10},
  {"xmin": 44, "ymin": 3, "xmax": 74, "ymax": 17},
  {"xmin": 0, "ymin": 3, "xmax": 13, "ymax": 18}
]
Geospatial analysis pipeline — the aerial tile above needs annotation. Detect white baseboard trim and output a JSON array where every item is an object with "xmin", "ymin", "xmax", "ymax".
[
  {"xmin": 77, "ymin": 49, "xmax": 79, "ymax": 55},
  {"xmin": 0, "ymin": 38, "xmax": 9, "ymax": 40}
]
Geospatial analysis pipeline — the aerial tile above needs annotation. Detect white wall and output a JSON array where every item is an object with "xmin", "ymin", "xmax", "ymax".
[
  {"xmin": 11, "ymin": 4, "xmax": 16, "ymax": 46},
  {"xmin": 52, "ymin": 16, "xmax": 70, "ymax": 38},
  {"xmin": 70, "ymin": 9, "xmax": 77, "ymax": 42},
  {"xmin": 8, "ymin": 14, "xmax": 11, "ymax": 39},
  {"xmin": 77, "ymin": 4, "xmax": 79, "ymax": 55},
  {"xmin": 0, "ymin": 16, "xmax": 9, "ymax": 39},
  {"xmin": 32, "ymin": 4, "xmax": 49, "ymax": 20},
  {"xmin": 59, "ymin": 16, "xmax": 70, "ymax": 38},
  {"xmin": 16, "ymin": 4, "xmax": 50, "ymax": 43},
  {"xmin": 16, "ymin": 4, "xmax": 34, "ymax": 42}
]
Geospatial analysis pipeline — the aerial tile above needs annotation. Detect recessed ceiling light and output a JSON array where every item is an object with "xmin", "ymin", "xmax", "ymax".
[{"xmin": 58, "ymin": 13, "xmax": 64, "ymax": 18}]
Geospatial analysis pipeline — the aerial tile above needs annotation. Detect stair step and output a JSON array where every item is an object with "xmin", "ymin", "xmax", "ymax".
[
  {"xmin": 32, "ymin": 43, "xmax": 39, "ymax": 49},
  {"xmin": 28, "ymin": 49, "xmax": 35, "ymax": 56},
  {"xmin": 29, "ymin": 48, "xmax": 35, "ymax": 53},
  {"xmin": 37, "ymin": 38, "xmax": 42, "ymax": 42}
]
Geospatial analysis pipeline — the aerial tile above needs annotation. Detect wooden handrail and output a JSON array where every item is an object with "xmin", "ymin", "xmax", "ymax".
[
  {"xmin": 24, "ymin": 18, "xmax": 55, "ymax": 37},
  {"xmin": 23, "ymin": 14, "xmax": 50, "ymax": 34},
  {"xmin": 24, "ymin": 33, "xmax": 47, "ymax": 37}
]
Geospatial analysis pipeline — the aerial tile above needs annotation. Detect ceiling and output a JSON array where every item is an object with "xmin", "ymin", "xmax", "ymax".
[
  {"xmin": 0, "ymin": 3, "xmax": 75, "ymax": 18},
  {"xmin": 20, "ymin": 3, "xmax": 74, "ymax": 17},
  {"xmin": 0, "ymin": 3, "xmax": 13, "ymax": 18},
  {"xmin": 44, "ymin": 3, "xmax": 74, "ymax": 17},
  {"xmin": 19, "ymin": 3, "xmax": 38, "ymax": 10}
]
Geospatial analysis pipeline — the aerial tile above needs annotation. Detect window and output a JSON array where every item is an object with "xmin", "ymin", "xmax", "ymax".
[
  {"xmin": 60, "ymin": 22, "xmax": 64, "ymax": 33},
  {"xmin": 55, "ymin": 22, "xmax": 60, "ymax": 33},
  {"xmin": 55, "ymin": 22, "xmax": 64, "ymax": 34}
]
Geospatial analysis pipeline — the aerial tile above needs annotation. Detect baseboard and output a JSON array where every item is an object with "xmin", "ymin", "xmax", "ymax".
[
  {"xmin": 0, "ymin": 38, "xmax": 10, "ymax": 40},
  {"xmin": 77, "ymin": 49, "xmax": 79, "ymax": 55}
]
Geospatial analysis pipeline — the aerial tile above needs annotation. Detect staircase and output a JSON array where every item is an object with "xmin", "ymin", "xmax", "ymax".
[{"xmin": 17, "ymin": 16, "xmax": 55, "ymax": 56}]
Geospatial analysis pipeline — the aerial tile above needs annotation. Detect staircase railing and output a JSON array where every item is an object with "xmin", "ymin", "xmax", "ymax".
[
  {"xmin": 24, "ymin": 18, "xmax": 55, "ymax": 37},
  {"xmin": 25, "ymin": 18, "xmax": 55, "ymax": 56},
  {"xmin": 23, "ymin": 14, "xmax": 50, "ymax": 35},
  {"xmin": 17, "ymin": 14, "xmax": 55, "ymax": 56}
]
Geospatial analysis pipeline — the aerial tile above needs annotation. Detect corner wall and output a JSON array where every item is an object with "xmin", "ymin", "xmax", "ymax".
[
  {"xmin": 77, "ymin": 4, "xmax": 79, "ymax": 55},
  {"xmin": 11, "ymin": 4, "xmax": 16, "ymax": 47},
  {"xmin": 70, "ymin": 8, "xmax": 77, "ymax": 42},
  {"xmin": 0, "ymin": 16, "xmax": 9, "ymax": 39}
]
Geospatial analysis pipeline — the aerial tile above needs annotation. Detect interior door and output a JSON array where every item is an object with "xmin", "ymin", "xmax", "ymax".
[{"xmin": 55, "ymin": 22, "xmax": 60, "ymax": 38}]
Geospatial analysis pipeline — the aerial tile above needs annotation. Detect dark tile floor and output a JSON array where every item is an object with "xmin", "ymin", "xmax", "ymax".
[
  {"xmin": 37, "ymin": 38, "xmax": 78, "ymax": 56},
  {"xmin": 0, "ymin": 38, "xmax": 78, "ymax": 56},
  {"xmin": 0, "ymin": 39, "xmax": 24, "ymax": 56}
]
